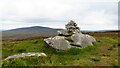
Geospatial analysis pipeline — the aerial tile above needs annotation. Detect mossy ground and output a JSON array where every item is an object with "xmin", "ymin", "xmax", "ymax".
[{"xmin": 2, "ymin": 33, "xmax": 119, "ymax": 66}]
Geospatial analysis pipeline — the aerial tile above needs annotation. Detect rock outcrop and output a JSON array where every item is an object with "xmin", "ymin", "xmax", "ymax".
[
  {"xmin": 3, "ymin": 52, "xmax": 47, "ymax": 60},
  {"xmin": 44, "ymin": 20, "xmax": 96, "ymax": 50}
]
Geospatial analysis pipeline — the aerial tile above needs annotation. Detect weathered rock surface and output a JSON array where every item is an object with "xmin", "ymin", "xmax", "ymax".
[
  {"xmin": 44, "ymin": 20, "xmax": 96, "ymax": 50},
  {"xmin": 3, "ymin": 52, "xmax": 47, "ymax": 60},
  {"xmin": 44, "ymin": 36, "xmax": 71, "ymax": 50},
  {"xmin": 71, "ymin": 33, "xmax": 96, "ymax": 48}
]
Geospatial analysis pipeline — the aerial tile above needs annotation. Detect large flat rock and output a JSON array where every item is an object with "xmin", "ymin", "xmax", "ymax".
[
  {"xmin": 44, "ymin": 36, "xmax": 71, "ymax": 50},
  {"xmin": 71, "ymin": 33, "xmax": 96, "ymax": 48}
]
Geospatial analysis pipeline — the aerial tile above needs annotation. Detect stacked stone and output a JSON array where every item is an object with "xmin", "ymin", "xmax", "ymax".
[
  {"xmin": 58, "ymin": 20, "xmax": 80, "ymax": 36},
  {"xmin": 65, "ymin": 20, "xmax": 80, "ymax": 34}
]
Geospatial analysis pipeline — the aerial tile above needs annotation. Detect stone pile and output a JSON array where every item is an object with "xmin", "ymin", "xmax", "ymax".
[{"xmin": 44, "ymin": 20, "xmax": 96, "ymax": 50}]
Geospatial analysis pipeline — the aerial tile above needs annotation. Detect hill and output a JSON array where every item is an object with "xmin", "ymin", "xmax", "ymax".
[{"xmin": 2, "ymin": 26, "xmax": 62, "ymax": 40}]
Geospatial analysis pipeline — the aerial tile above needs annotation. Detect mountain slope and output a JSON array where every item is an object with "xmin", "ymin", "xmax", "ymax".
[{"xmin": 2, "ymin": 26, "xmax": 61, "ymax": 40}]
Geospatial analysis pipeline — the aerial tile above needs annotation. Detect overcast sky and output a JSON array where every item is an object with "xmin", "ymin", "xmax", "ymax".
[{"xmin": 0, "ymin": 0, "xmax": 119, "ymax": 31}]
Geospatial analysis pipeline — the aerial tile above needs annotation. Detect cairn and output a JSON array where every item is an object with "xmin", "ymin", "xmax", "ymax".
[{"xmin": 44, "ymin": 20, "xmax": 96, "ymax": 50}]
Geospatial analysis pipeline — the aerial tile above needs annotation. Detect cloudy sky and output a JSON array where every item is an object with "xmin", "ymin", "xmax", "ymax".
[{"xmin": 0, "ymin": 0, "xmax": 119, "ymax": 31}]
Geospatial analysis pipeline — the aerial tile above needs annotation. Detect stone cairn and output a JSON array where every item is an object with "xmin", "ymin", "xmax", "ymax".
[{"xmin": 44, "ymin": 20, "xmax": 96, "ymax": 50}]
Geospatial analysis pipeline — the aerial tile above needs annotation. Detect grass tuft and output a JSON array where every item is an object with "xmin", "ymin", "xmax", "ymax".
[{"xmin": 90, "ymin": 57, "xmax": 100, "ymax": 62}]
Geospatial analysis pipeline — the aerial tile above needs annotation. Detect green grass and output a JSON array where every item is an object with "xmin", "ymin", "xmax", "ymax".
[{"xmin": 2, "ymin": 36, "xmax": 119, "ymax": 66}]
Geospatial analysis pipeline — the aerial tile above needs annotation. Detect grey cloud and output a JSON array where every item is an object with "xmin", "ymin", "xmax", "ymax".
[
  {"xmin": 0, "ymin": 1, "xmax": 118, "ymax": 30},
  {"xmin": 91, "ymin": 2, "xmax": 118, "ymax": 15},
  {"xmin": 23, "ymin": 18, "xmax": 66, "ymax": 23},
  {"xmin": 1, "ymin": 18, "xmax": 66, "ymax": 23}
]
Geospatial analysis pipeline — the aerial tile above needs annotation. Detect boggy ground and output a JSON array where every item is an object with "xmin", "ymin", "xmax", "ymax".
[{"xmin": 2, "ymin": 32, "xmax": 119, "ymax": 66}]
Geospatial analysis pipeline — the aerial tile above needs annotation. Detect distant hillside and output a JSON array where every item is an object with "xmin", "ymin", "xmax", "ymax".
[
  {"xmin": 2, "ymin": 26, "xmax": 62, "ymax": 40},
  {"xmin": 2, "ymin": 26, "xmax": 119, "ymax": 40}
]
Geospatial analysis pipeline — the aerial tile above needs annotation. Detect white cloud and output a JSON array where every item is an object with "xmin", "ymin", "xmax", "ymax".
[{"xmin": 0, "ymin": 0, "xmax": 118, "ymax": 30}]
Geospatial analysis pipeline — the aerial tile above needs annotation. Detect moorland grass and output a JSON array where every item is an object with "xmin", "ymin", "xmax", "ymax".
[{"xmin": 2, "ymin": 36, "xmax": 119, "ymax": 66}]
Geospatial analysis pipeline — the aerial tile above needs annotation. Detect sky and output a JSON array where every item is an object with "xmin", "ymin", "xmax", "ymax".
[{"xmin": 0, "ymin": 0, "xmax": 119, "ymax": 31}]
